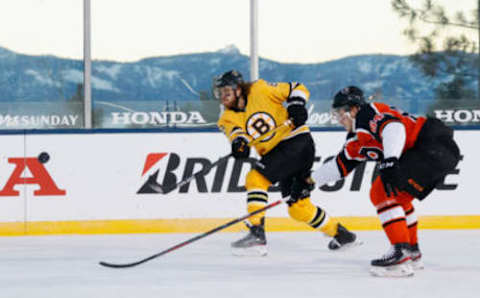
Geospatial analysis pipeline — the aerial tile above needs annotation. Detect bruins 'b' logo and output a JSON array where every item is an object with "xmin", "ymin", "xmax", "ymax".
[{"xmin": 246, "ymin": 112, "xmax": 277, "ymax": 142}]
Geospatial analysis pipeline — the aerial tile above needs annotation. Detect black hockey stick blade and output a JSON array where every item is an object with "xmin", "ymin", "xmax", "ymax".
[
  {"xmin": 98, "ymin": 198, "xmax": 285, "ymax": 269},
  {"xmin": 145, "ymin": 178, "xmax": 166, "ymax": 194},
  {"xmin": 99, "ymin": 259, "xmax": 151, "ymax": 268},
  {"xmin": 147, "ymin": 153, "xmax": 232, "ymax": 195}
]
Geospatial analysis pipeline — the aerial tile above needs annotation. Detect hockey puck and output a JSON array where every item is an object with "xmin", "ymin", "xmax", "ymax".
[{"xmin": 38, "ymin": 152, "xmax": 50, "ymax": 164}]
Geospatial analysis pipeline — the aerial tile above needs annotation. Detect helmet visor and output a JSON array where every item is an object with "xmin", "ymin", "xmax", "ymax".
[
  {"xmin": 214, "ymin": 85, "xmax": 236, "ymax": 101},
  {"xmin": 213, "ymin": 75, "xmax": 237, "ymax": 100}
]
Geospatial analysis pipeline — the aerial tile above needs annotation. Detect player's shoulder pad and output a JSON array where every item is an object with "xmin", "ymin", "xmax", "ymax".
[
  {"xmin": 252, "ymin": 79, "xmax": 267, "ymax": 87},
  {"xmin": 248, "ymin": 79, "xmax": 267, "ymax": 93}
]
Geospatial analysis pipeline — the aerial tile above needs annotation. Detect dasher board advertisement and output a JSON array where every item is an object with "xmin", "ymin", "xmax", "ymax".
[{"xmin": 0, "ymin": 130, "xmax": 476, "ymax": 235}]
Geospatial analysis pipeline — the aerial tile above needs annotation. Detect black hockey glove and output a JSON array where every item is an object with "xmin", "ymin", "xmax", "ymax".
[
  {"xmin": 378, "ymin": 157, "xmax": 401, "ymax": 197},
  {"xmin": 231, "ymin": 136, "xmax": 250, "ymax": 159},
  {"xmin": 287, "ymin": 97, "xmax": 308, "ymax": 128}
]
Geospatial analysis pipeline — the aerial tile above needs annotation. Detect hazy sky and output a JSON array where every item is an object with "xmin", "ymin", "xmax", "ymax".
[{"xmin": 0, "ymin": 0, "xmax": 476, "ymax": 63}]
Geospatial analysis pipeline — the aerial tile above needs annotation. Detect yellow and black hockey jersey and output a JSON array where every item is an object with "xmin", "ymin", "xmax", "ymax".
[{"xmin": 217, "ymin": 79, "xmax": 310, "ymax": 156}]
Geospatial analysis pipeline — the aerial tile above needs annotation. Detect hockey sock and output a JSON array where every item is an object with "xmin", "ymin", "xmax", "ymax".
[
  {"xmin": 247, "ymin": 190, "xmax": 268, "ymax": 226},
  {"xmin": 288, "ymin": 198, "xmax": 337, "ymax": 236},
  {"xmin": 318, "ymin": 215, "xmax": 339, "ymax": 237},
  {"xmin": 405, "ymin": 206, "xmax": 418, "ymax": 246},
  {"xmin": 378, "ymin": 204, "xmax": 410, "ymax": 244},
  {"xmin": 408, "ymin": 223, "xmax": 418, "ymax": 246},
  {"xmin": 245, "ymin": 170, "xmax": 271, "ymax": 226}
]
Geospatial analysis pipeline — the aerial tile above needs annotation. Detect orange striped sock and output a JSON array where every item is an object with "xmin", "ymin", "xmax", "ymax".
[
  {"xmin": 408, "ymin": 222, "xmax": 418, "ymax": 246},
  {"xmin": 383, "ymin": 219, "xmax": 410, "ymax": 245}
]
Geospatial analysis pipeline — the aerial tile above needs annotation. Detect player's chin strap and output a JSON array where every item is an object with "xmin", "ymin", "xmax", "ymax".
[{"xmin": 148, "ymin": 120, "xmax": 293, "ymax": 194}]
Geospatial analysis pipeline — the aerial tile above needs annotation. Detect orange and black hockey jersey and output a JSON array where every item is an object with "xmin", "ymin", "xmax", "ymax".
[
  {"xmin": 217, "ymin": 79, "xmax": 310, "ymax": 156},
  {"xmin": 336, "ymin": 102, "xmax": 427, "ymax": 177}
]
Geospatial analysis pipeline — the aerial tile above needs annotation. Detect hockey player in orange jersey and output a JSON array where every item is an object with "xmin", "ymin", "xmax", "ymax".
[
  {"xmin": 214, "ymin": 70, "xmax": 359, "ymax": 256},
  {"xmin": 312, "ymin": 86, "xmax": 461, "ymax": 277}
]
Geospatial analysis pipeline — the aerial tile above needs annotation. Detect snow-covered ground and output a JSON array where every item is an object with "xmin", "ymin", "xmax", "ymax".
[{"xmin": 0, "ymin": 230, "xmax": 479, "ymax": 298}]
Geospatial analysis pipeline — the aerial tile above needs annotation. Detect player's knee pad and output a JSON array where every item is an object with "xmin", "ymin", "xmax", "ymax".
[
  {"xmin": 286, "ymin": 177, "xmax": 315, "ymax": 206},
  {"xmin": 288, "ymin": 198, "xmax": 317, "ymax": 223},
  {"xmin": 245, "ymin": 170, "xmax": 271, "ymax": 191},
  {"xmin": 370, "ymin": 176, "xmax": 388, "ymax": 207}
]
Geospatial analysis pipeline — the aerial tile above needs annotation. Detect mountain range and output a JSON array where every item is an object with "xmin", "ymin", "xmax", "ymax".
[{"xmin": 0, "ymin": 45, "xmax": 474, "ymax": 103}]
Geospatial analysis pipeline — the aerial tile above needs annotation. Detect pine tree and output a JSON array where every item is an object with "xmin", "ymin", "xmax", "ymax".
[{"xmin": 392, "ymin": 0, "xmax": 479, "ymax": 101}]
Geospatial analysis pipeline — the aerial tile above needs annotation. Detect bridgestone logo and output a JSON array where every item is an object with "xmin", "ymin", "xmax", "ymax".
[{"xmin": 137, "ymin": 153, "xmax": 460, "ymax": 195}]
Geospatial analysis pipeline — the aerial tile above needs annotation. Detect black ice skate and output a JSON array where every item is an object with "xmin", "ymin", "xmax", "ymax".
[
  {"xmin": 328, "ymin": 223, "xmax": 360, "ymax": 250},
  {"xmin": 231, "ymin": 221, "xmax": 267, "ymax": 257},
  {"xmin": 409, "ymin": 243, "xmax": 424, "ymax": 270},
  {"xmin": 370, "ymin": 243, "xmax": 414, "ymax": 277}
]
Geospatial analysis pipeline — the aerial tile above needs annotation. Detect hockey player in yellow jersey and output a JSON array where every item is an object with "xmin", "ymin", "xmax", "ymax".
[{"xmin": 214, "ymin": 70, "xmax": 358, "ymax": 256}]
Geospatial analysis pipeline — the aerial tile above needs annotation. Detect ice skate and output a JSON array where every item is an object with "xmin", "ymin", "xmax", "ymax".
[
  {"xmin": 370, "ymin": 243, "xmax": 414, "ymax": 277},
  {"xmin": 328, "ymin": 223, "xmax": 361, "ymax": 250},
  {"xmin": 231, "ymin": 221, "xmax": 267, "ymax": 257},
  {"xmin": 409, "ymin": 243, "xmax": 424, "ymax": 270}
]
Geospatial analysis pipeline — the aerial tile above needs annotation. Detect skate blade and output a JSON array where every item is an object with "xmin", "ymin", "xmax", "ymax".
[
  {"xmin": 330, "ymin": 239, "xmax": 364, "ymax": 251},
  {"xmin": 411, "ymin": 259, "xmax": 425, "ymax": 270},
  {"xmin": 370, "ymin": 263, "xmax": 414, "ymax": 277},
  {"xmin": 231, "ymin": 245, "xmax": 268, "ymax": 257}
]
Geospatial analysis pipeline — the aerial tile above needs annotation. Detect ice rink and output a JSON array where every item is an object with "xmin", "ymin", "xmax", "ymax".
[{"xmin": 1, "ymin": 229, "xmax": 479, "ymax": 298}]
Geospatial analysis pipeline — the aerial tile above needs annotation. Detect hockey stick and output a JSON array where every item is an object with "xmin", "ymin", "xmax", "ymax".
[
  {"xmin": 148, "ymin": 153, "xmax": 232, "ymax": 194},
  {"xmin": 148, "ymin": 120, "xmax": 292, "ymax": 194},
  {"xmin": 99, "ymin": 120, "xmax": 293, "ymax": 268},
  {"xmin": 99, "ymin": 197, "xmax": 287, "ymax": 268}
]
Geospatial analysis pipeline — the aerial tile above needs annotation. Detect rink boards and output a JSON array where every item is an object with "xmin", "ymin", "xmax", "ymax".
[{"xmin": 0, "ymin": 129, "xmax": 478, "ymax": 235}]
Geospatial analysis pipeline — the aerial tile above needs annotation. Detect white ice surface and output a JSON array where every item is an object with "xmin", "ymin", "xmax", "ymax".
[{"xmin": 0, "ymin": 230, "xmax": 479, "ymax": 298}]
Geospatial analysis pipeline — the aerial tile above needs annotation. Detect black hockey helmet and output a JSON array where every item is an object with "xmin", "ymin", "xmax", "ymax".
[
  {"xmin": 332, "ymin": 86, "xmax": 366, "ymax": 110},
  {"xmin": 213, "ymin": 70, "xmax": 244, "ymax": 99}
]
